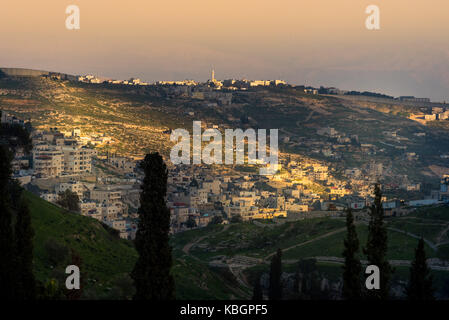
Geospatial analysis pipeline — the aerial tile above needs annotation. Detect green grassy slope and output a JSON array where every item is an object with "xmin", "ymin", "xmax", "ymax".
[
  {"xmin": 174, "ymin": 210, "xmax": 449, "ymax": 298},
  {"xmin": 172, "ymin": 248, "xmax": 251, "ymax": 299},
  {"xmin": 282, "ymin": 225, "xmax": 435, "ymax": 260},
  {"xmin": 23, "ymin": 191, "xmax": 449, "ymax": 299},
  {"xmin": 186, "ymin": 218, "xmax": 346, "ymax": 260},
  {"xmin": 175, "ymin": 207, "xmax": 449, "ymax": 263},
  {"xmin": 27, "ymin": 191, "xmax": 250, "ymax": 299},
  {"xmin": 26, "ymin": 191, "xmax": 137, "ymax": 294}
]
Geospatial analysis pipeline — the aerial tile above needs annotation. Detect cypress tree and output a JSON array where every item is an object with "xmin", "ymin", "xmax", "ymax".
[
  {"xmin": 269, "ymin": 248, "xmax": 283, "ymax": 300},
  {"xmin": 407, "ymin": 238, "xmax": 434, "ymax": 300},
  {"xmin": 252, "ymin": 275, "xmax": 263, "ymax": 300},
  {"xmin": 1, "ymin": 125, "xmax": 36, "ymax": 299},
  {"xmin": 131, "ymin": 152, "xmax": 175, "ymax": 300},
  {"xmin": 342, "ymin": 208, "xmax": 362, "ymax": 299},
  {"xmin": 14, "ymin": 197, "xmax": 36, "ymax": 300},
  {"xmin": 364, "ymin": 184, "xmax": 393, "ymax": 300},
  {"xmin": 0, "ymin": 145, "xmax": 15, "ymax": 299}
]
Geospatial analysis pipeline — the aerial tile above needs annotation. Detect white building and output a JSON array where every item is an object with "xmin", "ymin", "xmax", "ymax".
[
  {"xmin": 62, "ymin": 146, "xmax": 94, "ymax": 174},
  {"xmin": 105, "ymin": 219, "xmax": 128, "ymax": 239},
  {"xmin": 90, "ymin": 188, "xmax": 121, "ymax": 205},
  {"xmin": 41, "ymin": 193, "xmax": 59, "ymax": 203},
  {"xmin": 56, "ymin": 181, "xmax": 84, "ymax": 198},
  {"xmin": 33, "ymin": 145, "xmax": 64, "ymax": 178}
]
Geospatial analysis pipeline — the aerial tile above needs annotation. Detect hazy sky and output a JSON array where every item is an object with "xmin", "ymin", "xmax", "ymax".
[{"xmin": 2, "ymin": 1, "xmax": 449, "ymax": 101}]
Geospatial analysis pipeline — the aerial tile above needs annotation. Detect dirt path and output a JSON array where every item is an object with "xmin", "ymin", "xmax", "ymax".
[
  {"xmin": 180, "ymin": 224, "xmax": 252, "ymax": 298},
  {"xmin": 181, "ymin": 220, "xmax": 447, "ymax": 298},
  {"xmin": 282, "ymin": 256, "xmax": 449, "ymax": 271},
  {"xmin": 228, "ymin": 265, "xmax": 252, "ymax": 296},
  {"xmin": 304, "ymin": 110, "xmax": 314, "ymax": 122},
  {"xmin": 401, "ymin": 216, "xmax": 449, "ymax": 224},
  {"xmin": 182, "ymin": 235, "xmax": 207, "ymax": 257},
  {"xmin": 436, "ymin": 224, "xmax": 449, "ymax": 246},
  {"xmin": 387, "ymin": 227, "xmax": 437, "ymax": 251},
  {"xmin": 264, "ymin": 226, "xmax": 349, "ymax": 261},
  {"xmin": 182, "ymin": 224, "xmax": 230, "ymax": 257}
]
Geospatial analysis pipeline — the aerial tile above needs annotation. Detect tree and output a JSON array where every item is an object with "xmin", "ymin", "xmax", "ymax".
[
  {"xmin": 230, "ymin": 215, "xmax": 243, "ymax": 223},
  {"xmin": 269, "ymin": 248, "xmax": 283, "ymax": 300},
  {"xmin": 57, "ymin": 189, "xmax": 80, "ymax": 212},
  {"xmin": 0, "ymin": 126, "xmax": 36, "ymax": 300},
  {"xmin": 296, "ymin": 258, "xmax": 326, "ymax": 300},
  {"xmin": 131, "ymin": 152, "xmax": 175, "ymax": 300},
  {"xmin": 363, "ymin": 184, "xmax": 393, "ymax": 299},
  {"xmin": 342, "ymin": 209, "xmax": 362, "ymax": 299},
  {"xmin": 108, "ymin": 274, "xmax": 135, "ymax": 300},
  {"xmin": 252, "ymin": 275, "xmax": 263, "ymax": 300},
  {"xmin": 208, "ymin": 215, "xmax": 223, "ymax": 226},
  {"xmin": 0, "ymin": 145, "xmax": 15, "ymax": 299},
  {"xmin": 0, "ymin": 123, "xmax": 33, "ymax": 154},
  {"xmin": 14, "ymin": 198, "xmax": 36, "ymax": 300},
  {"xmin": 240, "ymin": 115, "xmax": 249, "ymax": 124},
  {"xmin": 185, "ymin": 215, "xmax": 197, "ymax": 229},
  {"xmin": 441, "ymin": 278, "xmax": 449, "ymax": 299},
  {"xmin": 407, "ymin": 238, "xmax": 434, "ymax": 300}
]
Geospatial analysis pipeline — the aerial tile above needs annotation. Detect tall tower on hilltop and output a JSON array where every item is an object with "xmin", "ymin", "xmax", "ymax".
[{"xmin": 211, "ymin": 68, "xmax": 215, "ymax": 82}]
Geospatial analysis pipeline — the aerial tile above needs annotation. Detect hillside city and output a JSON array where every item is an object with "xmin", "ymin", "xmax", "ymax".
[
  {"xmin": 4, "ymin": 0, "xmax": 449, "ymax": 307},
  {"xmin": 3, "ymin": 65, "xmax": 449, "ymax": 301},
  {"xmin": 2, "ymin": 94, "xmax": 449, "ymax": 241}
]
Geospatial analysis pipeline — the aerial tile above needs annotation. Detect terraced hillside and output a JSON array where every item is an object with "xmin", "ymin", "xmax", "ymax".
[{"xmin": 1, "ymin": 75, "xmax": 449, "ymax": 186}]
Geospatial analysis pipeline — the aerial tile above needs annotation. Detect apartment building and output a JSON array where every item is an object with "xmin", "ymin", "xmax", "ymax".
[
  {"xmin": 105, "ymin": 220, "xmax": 128, "ymax": 239},
  {"xmin": 90, "ymin": 187, "xmax": 121, "ymax": 205},
  {"xmin": 107, "ymin": 156, "xmax": 135, "ymax": 173},
  {"xmin": 224, "ymin": 204, "xmax": 258, "ymax": 220},
  {"xmin": 33, "ymin": 145, "xmax": 64, "ymax": 178},
  {"xmin": 56, "ymin": 181, "xmax": 84, "ymax": 198},
  {"xmin": 62, "ymin": 146, "xmax": 94, "ymax": 174},
  {"xmin": 80, "ymin": 201, "xmax": 100, "ymax": 215},
  {"xmin": 40, "ymin": 193, "xmax": 59, "ymax": 202},
  {"xmin": 100, "ymin": 203, "xmax": 121, "ymax": 220},
  {"xmin": 202, "ymin": 179, "xmax": 221, "ymax": 195}
]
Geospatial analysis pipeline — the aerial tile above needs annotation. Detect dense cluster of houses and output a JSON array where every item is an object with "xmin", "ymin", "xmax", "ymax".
[
  {"xmin": 2, "ymin": 111, "xmax": 139, "ymax": 239},
  {"xmin": 167, "ymin": 157, "xmax": 353, "ymax": 233},
  {"xmin": 409, "ymin": 106, "xmax": 449, "ymax": 125},
  {"xmin": 3, "ymin": 109, "xmax": 449, "ymax": 239},
  {"xmin": 166, "ymin": 156, "xmax": 449, "ymax": 233}
]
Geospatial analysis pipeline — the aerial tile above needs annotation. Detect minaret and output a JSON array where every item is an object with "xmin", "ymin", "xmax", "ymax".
[{"xmin": 211, "ymin": 69, "xmax": 215, "ymax": 82}]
